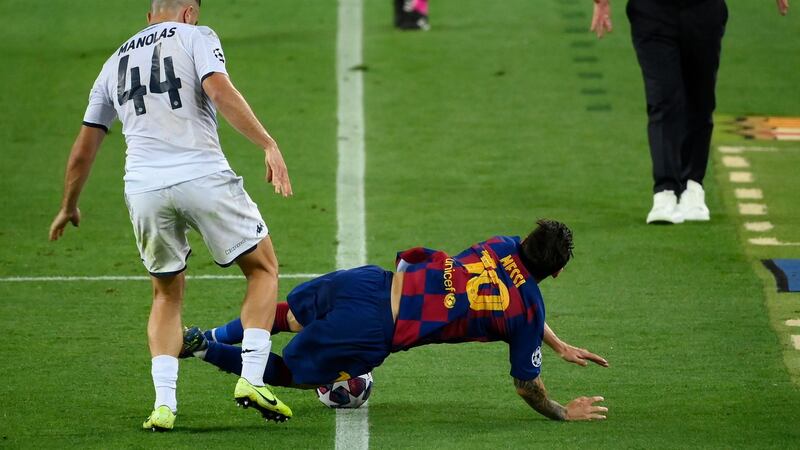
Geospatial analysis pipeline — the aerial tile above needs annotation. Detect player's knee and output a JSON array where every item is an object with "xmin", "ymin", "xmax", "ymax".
[
  {"xmin": 250, "ymin": 256, "xmax": 279, "ymax": 280},
  {"xmin": 238, "ymin": 244, "xmax": 279, "ymax": 278},
  {"xmin": 150, "ymin": 274, "xmax": 184, "ymax": 301}
]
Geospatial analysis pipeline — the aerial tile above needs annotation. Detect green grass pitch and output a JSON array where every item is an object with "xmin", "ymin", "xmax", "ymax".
[{"xmin": 1, "ymin": 0, "xmax": 799, "ymax": 448}]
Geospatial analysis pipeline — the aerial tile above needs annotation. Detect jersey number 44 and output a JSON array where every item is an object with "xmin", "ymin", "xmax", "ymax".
[{"xmin": 117, "ymin": 42, "xmax": 182, "ymax": 116}]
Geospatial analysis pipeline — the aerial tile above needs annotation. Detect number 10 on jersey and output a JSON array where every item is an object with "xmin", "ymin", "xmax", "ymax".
[{"xmin": 117, "ymin": 43, "xmax": 183, "ymax": 116}]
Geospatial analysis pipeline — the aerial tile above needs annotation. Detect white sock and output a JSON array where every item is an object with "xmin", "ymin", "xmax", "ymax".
[
  {"xmin": 151, "ymin": 355, "xmax": 178, "ymax": 413},
  {"xmin": 241, "ymin": 328, "xmax": 271, "ymax": 387}
]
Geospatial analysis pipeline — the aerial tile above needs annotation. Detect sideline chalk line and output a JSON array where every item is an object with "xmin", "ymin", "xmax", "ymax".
[
  {"xmin": 335, "ymin": 0, "xmax": 369, "ymax": 449},
  {"xmin": 0, "ymin": 273, "xmax": 324, "ymax": 282}
]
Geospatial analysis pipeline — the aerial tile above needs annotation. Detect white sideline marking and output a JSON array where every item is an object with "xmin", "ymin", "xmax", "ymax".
[
  {"xmin": 792, "ymin": 336, "xmax": 800, "ymax": 350},
  {"xmin": 775, "ymin": 133, "xmax": 800, "ymax": 142},
  {"xmin": 336, "ymin": 0, "xmax": 366, "ymax": 272},
  {"xmin": 335, "ymin": 0, "xmax": 369, "ymax": 449},
  {"xmin": 786, "ymin": 320, "xmax": 800, "ymax": 327},
  {"xmin": 748, "ymin": 237, "xmax": 800, "ymax": 246},
  {"xmin": 721, "ymin": 156, "xmax": 750, "ymax": 168},
  {"xmin": 0, "ymin": 273, "xmax": 323, "ymax": 282},
  {"xmin": 735, "ymin": 188, "xmax": 763, "ymax": 200},
  {"xmin": 718, "ymin": 145, "xmax": 778, "ymax": 154},
  {"xmin": 738, "ymin": 203, "xmax": 767, "ymax": 215},
  {"xmin": 729, "ymin": 171, "xmax": 753, "ymax": 183},
  {"xmin": 744, "ymin": 222, "xmax": 773, "ymax": 232}
]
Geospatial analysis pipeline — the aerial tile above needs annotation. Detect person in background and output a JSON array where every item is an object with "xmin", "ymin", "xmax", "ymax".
[{"xmin": 395, "ymin": 0, "xmax": 430, "ymax": 30}]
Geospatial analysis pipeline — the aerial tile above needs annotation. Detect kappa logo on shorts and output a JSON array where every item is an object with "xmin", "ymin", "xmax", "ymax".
[
  {"xmin": 531, "ymin": 346, "xmax": 542, "ymax": 368},
  {"xmin": 213, "ymin": 48, "xmax": 225, "ymax": 63},
  {"xmin": 256, "ymin": 222, "xmax": 264, "ymax": 234}
]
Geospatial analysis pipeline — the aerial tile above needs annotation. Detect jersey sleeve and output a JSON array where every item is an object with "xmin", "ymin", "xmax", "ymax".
[
  {"xmin": 82, "ymin": 65, "xmax": 117, "ymax": 132},
  {"xmin": 190, "ymin": 26, "xmax": 228, "ymax": 82},
  {"xmin": 507, "ymin": 324, "xmax": 543, "ymax": 381},
  {"xmin": 396, "ymin": 247, "xmax": 445, "ymax": 266}
]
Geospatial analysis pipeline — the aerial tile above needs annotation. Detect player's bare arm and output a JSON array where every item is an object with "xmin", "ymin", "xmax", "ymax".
[
  {"xmin": 49, "ymin": 125, "xmax": 107, "ymax": 241},
  {"xmin": 513, "ymin": 377, "xmax": 607, "ymax": 421},
  {"xmin": 543, "ymin": 322, "xmax": 609, "ymax": 367},
  {"xmin": 776, "ymin": 0, "xmax": 789, "ymax": 15},
  {"xmin": 514, "ymin": 376, "xmax": 566, "ymax": 420},
  {"xmin": 201, "ymin": 73, "xmax": 293, "ymax": 196}
]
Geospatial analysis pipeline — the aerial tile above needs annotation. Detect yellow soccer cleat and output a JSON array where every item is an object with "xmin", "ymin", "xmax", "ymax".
[
  {"xmin": 234, "ymin": 377, "xmax": 293, "ymax": 423},
  {"xmin": 142, "ymin": 405, "xmax": 176, "ymax": 432}
]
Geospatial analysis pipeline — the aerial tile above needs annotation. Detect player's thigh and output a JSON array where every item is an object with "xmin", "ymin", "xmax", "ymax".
[
  {"xmin": 282, "ymin": 316, "xmax": 388, "ymax": 385},
  {"xmin": 173, "ymin": 170, "xmax": 269, "ymax": 267},
  {"xmin": 283, "ymin": 269, "xmax": 394, "ymax": 385},
  {"xmin": 286, "ymin": 266, "xmax": 391, "ymax": 327},
  {"xmin": 125, "ymin": 189, "xmax": 191, "ymax": 275},
  {"xmin": 286, "ymin": 271, "xmax": 346, "ymax": 326},
  {"xmin": 235, "ymin": 235, "xmax": 279, "ymax": 277}
]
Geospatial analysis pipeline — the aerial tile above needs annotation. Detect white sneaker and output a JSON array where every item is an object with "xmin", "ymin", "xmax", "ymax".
[
  {"xmin": 646, "ymin": 190, "xmax": 684, "ymax": 224},
  {"xmin": 678, "ymin": 180, "xmax": 710, "ymax": 221}
]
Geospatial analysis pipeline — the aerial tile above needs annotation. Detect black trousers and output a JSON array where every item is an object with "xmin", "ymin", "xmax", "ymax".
[{"xmin": 627, "ymin": 0, "xmax": 728, "ymax": 193}]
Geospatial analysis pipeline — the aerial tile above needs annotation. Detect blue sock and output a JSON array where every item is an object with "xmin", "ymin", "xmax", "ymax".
[
  {"xmin": 207, "ymin": 318, "xmax": 244, "ymax": 344},
  {"xmin": 204, "ymin": 342, "xmax": 243, "ymax": 375},
  {"xmin": 204, "ymin": 342, "xmax": 292, "ymax": 386}
]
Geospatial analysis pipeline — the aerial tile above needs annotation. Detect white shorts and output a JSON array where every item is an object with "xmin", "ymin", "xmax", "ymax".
[{"xmin": 124, "ymin": 170, "xmax": 269, "ymax": 276}]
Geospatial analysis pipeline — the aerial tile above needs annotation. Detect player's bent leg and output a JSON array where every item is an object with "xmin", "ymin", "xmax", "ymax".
[
  {"xmin": 189, "ymin": 330, "xmax": 296, "ymax": 388},
  {"xmin": 281, "ymin": 266, "xmax": 395, "ymax": 385},
  {"xmin": 203, "ymin": 303, "xmax": 298, "ymax": 345},
  {"xmin": 145, "ymin": 274, "xmax": 185, "ymax": 429},
  {"xmin": 204, "ymin": 317, "xmax": 244, "ymax": 344}
]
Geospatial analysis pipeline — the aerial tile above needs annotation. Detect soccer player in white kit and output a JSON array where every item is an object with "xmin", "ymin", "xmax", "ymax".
[{"xmin": 49, "ymin": 0, "xmax": 293, "ymax": 431}]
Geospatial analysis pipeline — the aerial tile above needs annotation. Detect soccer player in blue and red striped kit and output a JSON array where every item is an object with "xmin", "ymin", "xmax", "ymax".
[{"xmin": 183, "ymin": 219, "xmax": 609, "ymax": 421}]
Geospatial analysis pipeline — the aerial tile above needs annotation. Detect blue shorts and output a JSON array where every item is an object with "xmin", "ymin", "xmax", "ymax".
[{"xmin": 282, "ymin": 266, "xmax": 396, "ymax": 385}]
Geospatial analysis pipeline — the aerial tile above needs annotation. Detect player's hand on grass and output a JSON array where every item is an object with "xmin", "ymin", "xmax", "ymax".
[
  {"xmin": 590, "ymin": 0, "xmax": 613, "ymax": 38},
  {"xmin": 565, "ymin": 396, "xmax": 607, "ymax": 421},
  {"xmin": 49, "ymin": 207, "xmax": 80, "ymax": 241},
  {"xmin": 264, "ymin": 143, "xmax": 293, "ymax": 197},
  {"xmin": 776, "ymin": 0, "xmax": 789, "ymax": 15},
  {"xmin": 559, "ymin": 344, "xmax": 609, "ymax": 368}
]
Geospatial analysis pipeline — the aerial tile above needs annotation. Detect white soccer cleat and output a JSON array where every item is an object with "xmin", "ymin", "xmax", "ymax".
[
  {"xmin": 646, "ymin": 190, "xmax": 684, "ymax": 224},
  {"xmin": 677, "ymin": 180, "xmax": 710, "ymax": 221}
]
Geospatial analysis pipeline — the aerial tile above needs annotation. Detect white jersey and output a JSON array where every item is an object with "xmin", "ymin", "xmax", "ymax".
[{"xmin": 83, "ymin": 22, "xmax": 232, "ymax": 194}]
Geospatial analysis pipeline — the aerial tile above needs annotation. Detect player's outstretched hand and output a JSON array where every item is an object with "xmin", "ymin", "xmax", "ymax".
[
  {"xmin": 559, "ymin": 344, "xmax": 609, "ymax": 368},
  {"xmin": 49, "ymin": 207, "xmax": 80, "ymax": 241},
  {"xmin": 264, "ymin": 144, "xmax": 293, "ymax": 197},
  {"xmin": 565, "ymin": 396, "xmax": 607, "ymax": 421},
  {"xmin": 776, "ymin": 0, "xmax": 789, "ymax": 15},
  {"xmin": 590, "ymin": 0, "xmax": 613, "ymax": 38}
]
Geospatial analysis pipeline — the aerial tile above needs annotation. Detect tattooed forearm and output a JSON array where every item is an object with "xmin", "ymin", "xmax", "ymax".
[{"xmin": 513, "ymin": 377, "xmax": 567, "ymax": 421}]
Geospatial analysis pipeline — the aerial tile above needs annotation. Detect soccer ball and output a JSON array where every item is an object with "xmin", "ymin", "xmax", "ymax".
[{"xmin": 316, "ymin": 372, "xmax": 373, "ymax": 408}]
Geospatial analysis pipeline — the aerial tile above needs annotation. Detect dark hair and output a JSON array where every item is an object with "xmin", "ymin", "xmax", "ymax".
[{"xmin": 519, "ymin": 219, "xmax": 574, "ymax": 281}]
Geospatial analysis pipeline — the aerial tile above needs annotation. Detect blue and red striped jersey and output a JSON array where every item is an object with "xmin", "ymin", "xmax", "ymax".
[{"xmin": 392, "ymin": 236, "xmax": 545, "ymax": 380}]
